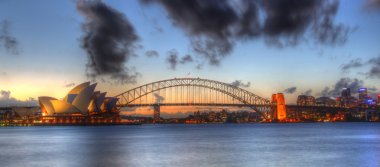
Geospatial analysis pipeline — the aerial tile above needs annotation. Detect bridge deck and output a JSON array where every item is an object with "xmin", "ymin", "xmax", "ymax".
[{"xmin": 118, "ymin": 103, "xmax": 343, "ymax": 109}]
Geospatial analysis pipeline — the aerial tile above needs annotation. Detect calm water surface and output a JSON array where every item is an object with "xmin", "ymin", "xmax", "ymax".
[{"xmin": 0, "ymin": 123, "xmax": 379, "ymax": 167}]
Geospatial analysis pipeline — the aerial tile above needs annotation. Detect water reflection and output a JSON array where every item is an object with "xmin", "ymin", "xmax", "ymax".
[{"xmin": 0, "ymin": 123, "xmax": 379, "ymax": 167}]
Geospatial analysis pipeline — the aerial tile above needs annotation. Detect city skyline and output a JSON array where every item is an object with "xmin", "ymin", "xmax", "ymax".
[
  {"xmin": 1, "ymin": 2, "xmax": 380, "ymax": 167},
  {"xmin": 1, "ymin": 0, "xmax": 380, "ymax": 106}
]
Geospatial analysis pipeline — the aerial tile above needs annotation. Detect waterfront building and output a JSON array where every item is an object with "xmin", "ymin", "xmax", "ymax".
[
  {"xmin": 339, "ymin": 88, "xmax": 358, "ymax": 108},
  {"xmin": 358, "ymin": 88, "xmax": 367, "ymax": 104},
  {"xmin": 336, "ymin": 97, "xmax": 341, "ymax": 107},
  {"xmin": 38, "ymin": 82, "xmax": 120, "ymax": 124},
  {"xmin": 316, "ymin": 97, "xmax": 336, "ymax": 107},
  {"xmin": 341, "ymin": 88, "xmax": 351, "ymax": 97},
  {"xmin": 297, "ymin": 95, "xmax": 316, "ymax": 106}
]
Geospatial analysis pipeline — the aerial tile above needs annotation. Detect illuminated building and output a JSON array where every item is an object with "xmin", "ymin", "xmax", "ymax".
[
  {"xmin": 88, "ymin": 91, "xmax": 106, "ymax": 114},
  {"xmin": 297, "ymin": 95, "xmax": 316, "ymax": 106},
  {"xmin": 336, "ymin": 97, "xmax": 341, "ymax": 107},
  {"xmin": 316, "ymin": 97, "xmax": 336, "ymax": 107},
  {"xmin": 341, "ymin": 88, "xmax": 351, "ymax": 97},
  {"xmin": 340, "ymin": 88, "xmax": 357, "ymax": 107},
  {"xmin": 358, "ymin": 88, "xmax": 368, "ymax": 105},
  {"xmin": 11, "ymin": 107, "xmax": 39, "ymax": 123},
  {"xmin": 38, "ymin": 82, "xmax": 120, "ymax": 124},
  {"xmin": 271, "ymin": 93, "xmax": 286, "ymax": 121}
]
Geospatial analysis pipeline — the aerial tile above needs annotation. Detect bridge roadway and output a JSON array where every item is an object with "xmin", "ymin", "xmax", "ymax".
[{"xmin": 118, "ymin": 103, "xmax": 343, "ymax": 110}]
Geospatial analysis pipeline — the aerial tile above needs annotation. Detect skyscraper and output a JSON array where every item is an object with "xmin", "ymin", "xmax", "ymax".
[
  {"xmin": 358, "ymin": 88, "xmax": 368, "ymax": 105},
  {"xmin": 341, "ymin": 88, "xmax": 351, "ymax": 97}
]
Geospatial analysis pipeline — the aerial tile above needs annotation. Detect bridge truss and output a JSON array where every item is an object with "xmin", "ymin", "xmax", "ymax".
[{"xmin": 115, "ymin": 78, "xmax": 272, "ymax": 119}]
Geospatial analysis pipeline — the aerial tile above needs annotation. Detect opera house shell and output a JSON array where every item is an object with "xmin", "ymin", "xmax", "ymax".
[{"xmin": 38, "ymin": 82, "xmax": 118, "ymax": 116}]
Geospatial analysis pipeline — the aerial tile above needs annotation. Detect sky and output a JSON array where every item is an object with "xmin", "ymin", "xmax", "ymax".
[{"xmin": 1, "ymin": 0, "xmax": 380, "ymax": 109}]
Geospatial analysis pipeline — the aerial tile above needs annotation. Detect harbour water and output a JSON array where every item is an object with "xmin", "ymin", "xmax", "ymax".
[{"xmin": 0, "ymin": 123, "xmax": 379, "ymax": 167}]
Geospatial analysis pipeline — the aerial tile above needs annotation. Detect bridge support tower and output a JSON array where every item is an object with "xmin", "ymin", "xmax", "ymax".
[
  {"xmin": 153, "ymin": 104, "xmax": 161, "ymax": 123},
  {"xmin": 271, "ymin": 93, "xmax": 287, "ymax": 122}
]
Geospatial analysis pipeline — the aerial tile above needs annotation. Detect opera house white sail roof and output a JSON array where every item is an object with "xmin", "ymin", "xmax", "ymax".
[{"xmin": 38, "ymin": 82, "xmax": 118, "ymax": 116}]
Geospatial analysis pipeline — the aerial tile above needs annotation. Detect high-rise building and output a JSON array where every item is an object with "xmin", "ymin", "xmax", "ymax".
[
  {"xmin": 358, "ymin": 88, "xmax": 368, "ymax": 105},
  {"xmin": 340, "ymin": 88, "xmax": 357, "ymax": 107},
  {"xmin": 341, "ymin": 88, "xmax": 351, "ymax": 97}
]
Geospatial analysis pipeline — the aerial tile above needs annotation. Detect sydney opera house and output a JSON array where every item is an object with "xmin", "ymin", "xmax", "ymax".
[{"xmin": 38, "ymin": 82, "xmax": 120, "ymax": 124}]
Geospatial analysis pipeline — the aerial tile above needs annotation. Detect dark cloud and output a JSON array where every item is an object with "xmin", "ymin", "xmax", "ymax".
[
  {"xmin": 0, "ymin": 20, "xmax": 19, "ymax": 54},
  {"xmin": 195, "ymin": 63, "xmax": 203, "ymax": 70},
  {"xmin": 0, "ymin": 72, "xmax": 6, "ymax": 76},
  {"xmin": 0, "ymin": 90, "xmax": 38, "ymax": 107},
  {"xmin": 77, "ymin": 0, "xmax": 140, "ymax": 84},
  {"xmin": 166, "ymin": 49, "xmax": 178, "ymax": 70},
  {"xmin": 142, "ymin": 0, "xmax": 351, "ymax": 65},
  {"xmin": 301, "ymin": 89, "xmax": 313, "ymax": 96},
  {"xmin": 1, "ymin": 90, "xmax": 10, "ymax": 99},
  {"xmin": 230, "ymin": 80, "xmax": 251, "ymax": 88},
  {"xmin": 142, "ymin": 0, "xmax": 243, "ymax": 65},
  {"xmin": 320, "ymin": 78, "xmax": 376, "ymax": 97},
  {"xmin": 179, "ymin": 55, "xmax": 193, "ymax": 64},
  {"xmin": 152, "ymin": 18, "xmax": 164, "ymax": 33},
  {"xmin": 367, "ymin": 56, "xmax": 380, "ymax": 78},
  {"xmin": 283, "ymin": 87, "xmax": 297, "ymax": 94},
  {"xmin": 365, "ymin": 0, "xmax": 380, "ymax": 9},
  {"xmin": 145, "ymin": 50, "xmax": 159, "ymax": 57},
  {"xmin": 311, "ymin": 0, "xmax": 351, "ymax": 45},
  {"xmin": 341, "ymin": 58, "xmax": 364, "ymax": 72},
  {"xmin": 153, "ymin": 93, "xmax": 165, "ymax": 103},
  {"xmin": 341, "ymin": 56, "xmax": 380, "ymax": 79}
]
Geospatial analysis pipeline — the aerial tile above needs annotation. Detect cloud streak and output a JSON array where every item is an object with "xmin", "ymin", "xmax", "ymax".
[
  {"xmin": 0, "ymin": 90, "xmax": 38, "ymax": 107},
  {"xmin": 153, "ymin": 93, "xmax": 165, "ymax": 103},
  {"xmin": 367, "ymin": 56, "xmax": 380, "ymax": 78},
  {"xmin": 341, "ymin": 58, "xmax": 364, "ymax": 72},
  {"xmin": 340, "ymin": 56, "xmax": 380, "ymax": 79},
  {"xmin": 166, "ymin": 49, "xmax": 178, "ymax": 70},
  {"xmin": 283, "ymin": 87, "xmax": 297, "ymax": 94},
  {"xmin": 301, "ymin": 89, "xmax": 313, "ymax": 96},
  {"xmin": 179, "ymin": 55, "xmax": 193, "ymax": 64},
  {"xmin": 64, "ymin": 82, "xmax": 75, "ymax": 88},
  {"xmin": 230, "ymin": 80, "xmax": 251, "ymax": 88},
  {"xmin": 0, "ymin": 20, "xmax": 19, "ymax": 54},
  {"xmin": 320, "ymin": 77, "xmax": 377, "ymax": 97},
  {"xmin": 145, "ymin": 50, "xmax": 159, "ymax": 57}
]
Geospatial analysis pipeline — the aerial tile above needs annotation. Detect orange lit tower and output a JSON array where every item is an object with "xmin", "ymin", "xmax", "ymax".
[
  {"xmin": 271, "ymin": 93, "xmax": 287, "ymax": 121},
  {"xmin": 276, "ymin": 93, "xmax": 286, "ymax": 120}
]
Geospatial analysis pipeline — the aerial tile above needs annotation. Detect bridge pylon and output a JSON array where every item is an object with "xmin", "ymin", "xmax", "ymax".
[
  {"xmin": 271, "ymin": 93, "xmax": 287, "ymax": 122},
  {"xmin": 153, "ymin": 104, "xmax": 161, "ymax": 123}
]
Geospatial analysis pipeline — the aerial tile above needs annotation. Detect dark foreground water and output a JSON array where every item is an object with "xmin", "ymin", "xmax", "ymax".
[{"xmin": 0, "ymin": 123, "xmax": 379, "ymax": 167}]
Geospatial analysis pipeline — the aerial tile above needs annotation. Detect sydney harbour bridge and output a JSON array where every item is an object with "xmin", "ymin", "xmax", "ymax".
[{"xmin": 115, "ymin": 78, "xmax": 344, "ymax": 121}]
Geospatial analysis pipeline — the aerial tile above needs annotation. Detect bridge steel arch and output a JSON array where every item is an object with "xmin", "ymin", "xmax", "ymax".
[{"xmin": 114, "ymin": 78, "xmax": 272, "ymax": 119}]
